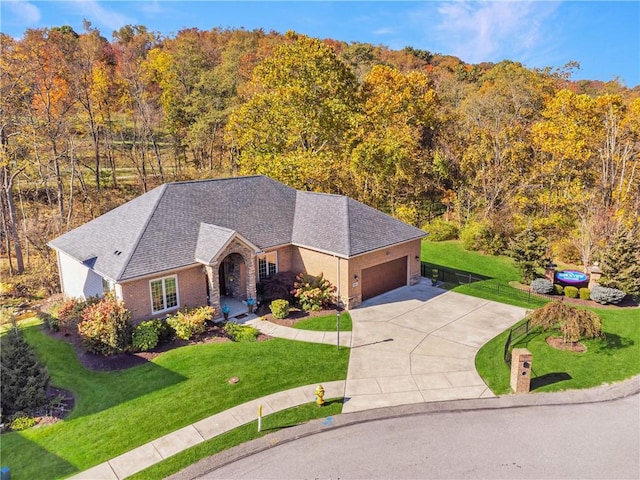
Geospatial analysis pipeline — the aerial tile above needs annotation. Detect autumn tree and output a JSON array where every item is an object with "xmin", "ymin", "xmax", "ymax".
[
  {"xmin": 226, "ymin": 32, "xmax": 358, "ymax": 191},
  {"xmin": 598, "ymin": 226, "xmax": 640, "ymax": 296},
  {"xmin": 348, "ymin": 64, "xmax": 439, "ymax": 223}
]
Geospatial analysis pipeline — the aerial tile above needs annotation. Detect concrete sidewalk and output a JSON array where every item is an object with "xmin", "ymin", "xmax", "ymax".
[
  {"xmin": 244, "ymin": 317, "xmax": 352, "ymax": 347},
  {"xmin": 69, "ymin": 381, "xmax": 346, "ymax": 480}
]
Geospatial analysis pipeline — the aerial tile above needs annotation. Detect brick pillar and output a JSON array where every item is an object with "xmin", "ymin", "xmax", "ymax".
[{"xmin": 510, "ymin": 348, "xmax": 533, "ymax": 394}]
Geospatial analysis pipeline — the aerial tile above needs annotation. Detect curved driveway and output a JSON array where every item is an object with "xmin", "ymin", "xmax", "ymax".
[{"xmin": 344, "ymin": 279, "xmax": 528, "ymax": 413}]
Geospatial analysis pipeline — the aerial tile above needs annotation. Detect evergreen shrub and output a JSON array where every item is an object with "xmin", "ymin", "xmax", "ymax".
[
  {"xmin": 530, "ymin": 278, "xmax": 553, "ymax": 294},
  {"xmin": 564, "ymin": 286, "xmax": 579, "ymax": 299},
  {"xmin": 270, "ymin": 299, "xmax": 290, "ymax": 319},
  {"xmin": 1, "ymin": 328, "xmax": 50, "ymax": 422},
  {"xmin": 224, "ymin": 323, "xmax": 259, "ymax": 342},
  {"xmin": 579, "ymin": 288, "xmax": 591, "ymax": 300},
  {"xmin": 132, "ymin": 320, "xmax": 161, "ymax": 352},
  {"xmin": 590, "ymin": 285, "xmax": 626, "ymax": 305},
  {"xmin": 553, "ymin": 284, "xmax": 564, "ymax": 295}
]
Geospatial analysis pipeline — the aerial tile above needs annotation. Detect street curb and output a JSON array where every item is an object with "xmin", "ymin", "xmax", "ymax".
[{"xmin": 168, "ymin": 374, "xmax": 640, "ymax": 479}]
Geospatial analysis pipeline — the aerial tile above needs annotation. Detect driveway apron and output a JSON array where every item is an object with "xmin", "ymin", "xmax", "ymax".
[{"xmin": 343, "ymin": 279, "xmax": 528, "ymax": 413}]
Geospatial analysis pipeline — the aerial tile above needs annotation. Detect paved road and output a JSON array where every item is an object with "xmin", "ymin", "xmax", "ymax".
[{"xmin": 198, "ymin": 394, "xmax": 640, "ymax": 479}]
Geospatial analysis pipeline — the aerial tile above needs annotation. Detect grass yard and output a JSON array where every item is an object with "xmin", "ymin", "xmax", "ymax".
[
  {"xmin": 128, "ymin": 399, "xmax": 344, "ymax": 480},
  {"xmin": 476, "ymin": 307, "xmax": 640, "ymax": 394},
  {"xmin": 2, "ymin": 319, "xmax": 349, "ymax": 480},
  {"xmin": 421, "ymin": 240, "xmax": 548, "ymax": 309},
  {"xmin": 293, "ymin": 312, "xmax": 352, "ymax": 331},
  {"xmin": 424, "ymin": 240, "xmax": 639, "ymax": 394}
]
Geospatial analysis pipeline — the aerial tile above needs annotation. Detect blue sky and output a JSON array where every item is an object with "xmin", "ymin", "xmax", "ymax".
[{"xmin": 2, "ymin": 1, "xmax": 639, "ymax": 87}]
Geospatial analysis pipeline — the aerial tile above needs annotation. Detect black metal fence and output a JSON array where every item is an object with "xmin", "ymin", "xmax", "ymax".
[
  {"xmin": 420, "ymin": 262, "xmax": 561, "ymax": 306},
  {"xmin": 503, "ymin": 319, "xmax": 533, "ymax": 365}
]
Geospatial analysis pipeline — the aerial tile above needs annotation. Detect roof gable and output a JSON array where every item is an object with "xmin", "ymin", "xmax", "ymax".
[{"xmin": 195, "ymin": 223, "xmax": 260, "ymax": 265}]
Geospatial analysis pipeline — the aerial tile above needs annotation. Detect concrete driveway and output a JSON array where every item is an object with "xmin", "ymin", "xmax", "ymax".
[{"xmin": 343, "ymin": 279, "xmax": 527, "ymax": 413}]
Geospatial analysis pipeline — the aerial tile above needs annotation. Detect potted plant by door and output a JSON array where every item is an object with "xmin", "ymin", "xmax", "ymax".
[
  {"xmin": 222, "ymin": 304, "xmax": 230, "ymax": 321},
  {"xmin": 247, "ymin": 297, "xmax": 255, "ymax": 313}
]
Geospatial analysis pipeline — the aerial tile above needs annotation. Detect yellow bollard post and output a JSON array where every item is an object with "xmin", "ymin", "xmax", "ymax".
[{"xmin": 258, "ymin": 404, "xmax": 263, "ymax": 432}]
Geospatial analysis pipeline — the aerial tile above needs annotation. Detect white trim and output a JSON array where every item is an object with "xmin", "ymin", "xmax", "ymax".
[
  {"xmin": 149, "ymin": 274, "xmax": 180, "ymax": 314},
  {"xmin": 256, "ymin": 251, "xmax": 278, "ymax": 282}
]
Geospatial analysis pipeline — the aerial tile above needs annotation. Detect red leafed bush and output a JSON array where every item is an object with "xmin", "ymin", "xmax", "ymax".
[{"xmin": 77, "ymin": 295, "xmax": 132, "ymax": 356}]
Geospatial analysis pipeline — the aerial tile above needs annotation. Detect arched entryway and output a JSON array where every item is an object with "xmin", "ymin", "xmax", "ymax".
[{"xmin": 218, "ymin": 253, "xmax": 247, "ymax": 299}]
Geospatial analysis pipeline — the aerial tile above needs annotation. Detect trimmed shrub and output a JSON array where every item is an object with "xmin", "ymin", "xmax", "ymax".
[
  {"xmin": 132, "ymin": 320, "xmax": 161, "ymax": 352},
  {"xmin": 530, "ymin": 278, "xmax": 553, "ymax": 294},
  {"xmin": 292, "ymin": 272, "xmax": 336, "ymax": 311},
  {"xmin": 224, "ymin": 323, "xmax": 259, "ymax": 342},
  {"xmin": 270, "ymin": 299, "xmax": 290, "ymax": 319},
  {"xmin": 579, "ymin": 288, "xmax": 591, "ymax": 300},
  {"xmin": 166, "ymin": 305, "xmax": 214, "ymax": 341},
  {"xmin": 530, "ymin": 301, "xmax": 602, "ymax": 343},
  {"xmin": 77, "ymin": 295, "xmax": 133, "ymax": 356},
  {"xmin": 564, "ymin": 286, "xmax": 579, "ymax": 299},
  {"xmin": 590, "ymin": 285, "xmax": 626, "ymax": 305},
  {"xmin": 553, "ymin": 284, "xmax": 564, "ymax": 295},
  {"xmin": 1, "ymin": 328, "xmax": 50, "ymax": 422},
  {"xmin": 422, "ymin": 218, "xmax": 459, "ymax": 241}
]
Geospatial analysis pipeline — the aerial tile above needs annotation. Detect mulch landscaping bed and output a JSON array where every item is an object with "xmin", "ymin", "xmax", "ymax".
[
  {"xmin": 546, "ymin": 336, "xmax": 587, "ymax": 353},
  {"xmin": 46, "ymin": 321, "xmax": 269, "ymax": 373},
  {"xmin": 509, "ymin": 282, "xmax": 639, "ymax": 309}
]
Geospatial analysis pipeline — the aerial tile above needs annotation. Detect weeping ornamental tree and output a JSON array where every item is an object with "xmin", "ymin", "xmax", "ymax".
[
  {"xmin": 509, "ymin": 227, "xmax": 551, "ymax": 284},
  {"xmin": 530, "ymin": 302, "xmax": 603, "ymax": 344}
]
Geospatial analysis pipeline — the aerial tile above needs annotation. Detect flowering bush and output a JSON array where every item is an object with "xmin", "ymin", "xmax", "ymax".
[
  {"xmin": 292, "ymin": 272, "xmax": 336, "ymax": 312},
  {"xmin": 56, "ymin": 296, "xmax": 100, "ymax": 334},
  {"xmin": 166, "ymin": 306, "xmax": 214, "ymax": 340},
  {"xmin": 77, "ymin": 295, "xmax": 133, "ymax": 356}
]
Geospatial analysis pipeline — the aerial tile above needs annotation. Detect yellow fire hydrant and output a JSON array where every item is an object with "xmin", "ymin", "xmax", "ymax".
[{"xmin": 315, "ymin": 384, "xmax": 325, "ymax": 407}]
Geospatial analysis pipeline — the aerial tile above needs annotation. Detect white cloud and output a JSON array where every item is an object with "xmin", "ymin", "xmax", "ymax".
[
  {"xmin": 3, "ymin": 0, "xmax": 41, "ymax": 26},
  {"xmin": 69, "ymin": 0, "xmax": 134, "ymax": 32},
  {"xmin": 433, "ymin": 1, "xmax": 560, "ymax": 64}
]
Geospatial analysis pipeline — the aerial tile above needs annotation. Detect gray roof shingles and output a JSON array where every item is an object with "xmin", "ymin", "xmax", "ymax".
[{"xmin": 49, "ymin": 175, "xmax": 425, "ymax": 281}]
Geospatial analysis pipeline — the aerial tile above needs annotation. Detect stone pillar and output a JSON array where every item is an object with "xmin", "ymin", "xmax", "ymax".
[
  {"xmin": 204, "ymin": 264, "xmax": 221, "ymax": 317},
  {"xmin": 588, "ymin": 262, "xmax": 602, "ymax": 290},
  {"xmin": 245, "ymin": 252, "xmax": 257, "ymax": 302},
  {"xmin": 544, "ymin": 262, "xmax": 557, "ymax": 283},
  {"xmin": 510, "ymin": 348, "xmax": 533, "ymax": 394}
]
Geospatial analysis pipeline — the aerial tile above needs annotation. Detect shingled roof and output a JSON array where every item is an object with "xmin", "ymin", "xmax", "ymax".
[{"xmin": 49, "ymin": 176, "xmax": 425, "ymax": 282}]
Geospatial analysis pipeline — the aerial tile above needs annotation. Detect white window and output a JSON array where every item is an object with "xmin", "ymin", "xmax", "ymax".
[
  {"xmin": 257, "ymin": 252, "xmax": 277, "ymax": 282},
  {"xmin": 150, "ymin": 275, "xmax": 179, "ymax": 313}
]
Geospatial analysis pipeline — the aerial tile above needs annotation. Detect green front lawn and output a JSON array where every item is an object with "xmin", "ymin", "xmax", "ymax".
[
  {"xmin": 129, "ymin": 399, "xmax": 344, "ymax": 480},
  {"xmin": 476, "ymin": 307, "xmax": 640, "ymax": 394},
  {"xmin": 293, "ymin": 312, "xmax": 352, "ymax": 331},
  {"xmin": 3, "ymin": 319, "xmax": 349, "ymax": 480}
]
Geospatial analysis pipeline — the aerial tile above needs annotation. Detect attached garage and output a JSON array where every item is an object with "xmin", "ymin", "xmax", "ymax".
[{"xmin": 361, "ymin": 256, "xmax": 408, "ymax": 301}]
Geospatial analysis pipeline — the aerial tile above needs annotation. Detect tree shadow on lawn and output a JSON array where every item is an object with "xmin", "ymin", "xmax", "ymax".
[
  {"xmin": 596, "ymin": 332, "xmax": 635, "ymax": 355},
  {"xmin": 530, "ymin": 372, "xmax": 572, "ymax": 390},
  {"xmin": 22, "ymin": 323, "xmax": 188, "ymax": 419},
  {"xmin": 2, "ymin": 430, "xmax": 77, "ymax": 480}
]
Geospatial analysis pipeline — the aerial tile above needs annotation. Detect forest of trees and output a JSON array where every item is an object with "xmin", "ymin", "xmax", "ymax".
[{"xmin": 1, "ymin": 24, "xmax": 638, "ymax": 293}]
